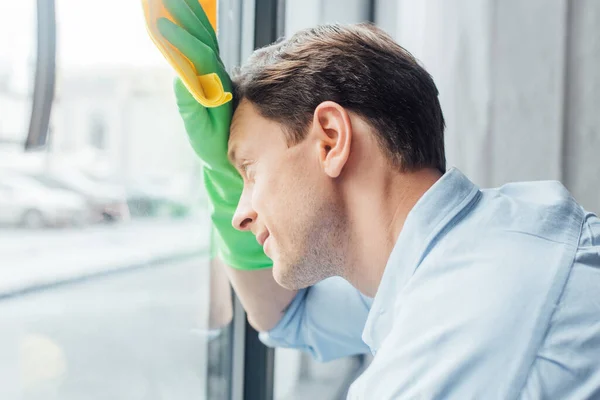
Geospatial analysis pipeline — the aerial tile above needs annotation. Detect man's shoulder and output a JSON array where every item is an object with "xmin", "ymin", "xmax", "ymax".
[
  {"xmin": 379, "ymin": 180, "xmax": 590, "ymax": 397},
  {"xmin": 416, "ymin": 178, "xmax": 586, "ymax": 272},
  {"xmin": 405, "ymin": 178, "xmax": 588, "ymax": 337},
  {"xmin": 472, "ymin": 179, "xmax": 586, "ymax": 246},
  {"xmin": 416, "ymin": 178, "xmax": 587, "ymax": 290}
]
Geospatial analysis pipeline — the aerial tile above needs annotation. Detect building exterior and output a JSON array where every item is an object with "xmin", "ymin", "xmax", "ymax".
[{"xmin": 49, "ymin": 66, "xmax": 200, "ymax": 183}]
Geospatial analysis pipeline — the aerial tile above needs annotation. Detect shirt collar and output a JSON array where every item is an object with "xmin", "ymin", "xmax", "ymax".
[{"xmin": 362, "ymin": 167, "xmax": 481, "ymax": 351}]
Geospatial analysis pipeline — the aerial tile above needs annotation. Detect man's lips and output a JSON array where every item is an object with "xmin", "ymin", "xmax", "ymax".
[{"xmin": 256, "ymin": 231, "xmax": 270, "ymax": 246}]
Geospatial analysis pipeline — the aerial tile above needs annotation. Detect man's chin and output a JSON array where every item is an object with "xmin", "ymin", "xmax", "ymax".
[
  {"xmin": 272, "ymin": 261, "xmax": 315, "ymax": 291},
  {"xmin": 272, "ymin": 262, "xmax": 294, "ymax": 290}
]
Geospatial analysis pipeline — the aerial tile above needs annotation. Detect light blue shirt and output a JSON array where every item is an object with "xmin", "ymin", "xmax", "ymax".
[{"xmin": 260, "ymin": 168, "xmax": 600, "ymax": 399}]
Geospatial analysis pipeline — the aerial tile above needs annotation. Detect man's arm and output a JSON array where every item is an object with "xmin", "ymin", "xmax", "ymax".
[
  {"xmin": 215, "ymin": 257, "xmax": 297, "ymax": 332},
  {"xmin": 211, "ymin": 262, "xmax": 371, "ymax": 362},
  {"xmin": 259, "ymin": 276, "xmax": 372, "ymax": 362},
  {"xmin": 208, "ymin": 257, "xmax": 233, "ymax": 330}
]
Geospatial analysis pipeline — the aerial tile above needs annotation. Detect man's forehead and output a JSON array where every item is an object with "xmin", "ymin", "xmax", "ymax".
[
  {"xmin": 228, "ymin": 99, "xmax": 258, "ymax": 163},
  {"xmin": 229, "ymin": 101, "xmax": 248, "ymax": 142},
  {"xmin": 228, "ymin": 99, "xmax": 288, "ymax": 164}
]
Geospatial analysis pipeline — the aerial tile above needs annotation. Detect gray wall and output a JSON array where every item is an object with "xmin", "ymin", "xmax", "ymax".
[
  {"xmin": 563, "ymin": 0, "xmax": 600, "ymax": 213},
  {"xmin": 377, "ymin": 0, "xmax": 599, "ymax": 212}
]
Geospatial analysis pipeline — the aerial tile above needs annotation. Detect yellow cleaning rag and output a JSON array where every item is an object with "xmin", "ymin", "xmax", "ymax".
[{"xmin": 141, "ymin": 0, "xmax": 232, "ymax": 108}]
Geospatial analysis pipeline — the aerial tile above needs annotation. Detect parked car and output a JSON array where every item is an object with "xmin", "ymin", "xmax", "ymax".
[
  {"xmin": 125, "ymin": 180, "xmax": 193, "ymax": 218},
  {"xmin": 27, "ymin": 170, "xmax": 130, "ymax": 224},
  {"xmin": 0, "ymin": 173, "xmax": 88, "ymax": 228}
]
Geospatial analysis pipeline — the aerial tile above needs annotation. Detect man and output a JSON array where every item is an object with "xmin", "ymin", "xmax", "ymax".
[{"xmin": 148, "ymin": 1, "xmax": 600, "ymax": 398}]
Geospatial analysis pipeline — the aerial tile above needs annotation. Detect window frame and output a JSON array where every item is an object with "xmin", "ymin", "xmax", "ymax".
[
  {"xmin": 222, "ymin": 0, "xmax": 285, "ymax": 399},
  {"xmin": 25, "ymin": 0, "xmax": 56, "ymax": 150}
]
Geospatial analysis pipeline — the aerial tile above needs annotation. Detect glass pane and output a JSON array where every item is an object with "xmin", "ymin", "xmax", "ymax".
[
  {"xmin": 0, "ymin": 1, "xmax": 35, "ymax": 149},
  {"xmin": 0, "ymin": 1, "xmax": 225, "ymax": 399}
]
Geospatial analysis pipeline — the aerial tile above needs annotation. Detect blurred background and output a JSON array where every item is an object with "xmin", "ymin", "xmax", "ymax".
[{"xmin": 0, "ymin": 0, "xmax": 598, "ymax": 399}]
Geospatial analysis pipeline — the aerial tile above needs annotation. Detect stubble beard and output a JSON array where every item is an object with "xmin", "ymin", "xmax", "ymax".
[{"xmin": 275, "ymin": 201, "xmax": 348, "ymax": 290}]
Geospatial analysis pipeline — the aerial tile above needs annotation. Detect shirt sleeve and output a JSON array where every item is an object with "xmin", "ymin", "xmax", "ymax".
[
  {"xmin": 521, "ymin": 211, "xmax": 600, "ymax": 399},
  {"xmin": 258, "ymin": 276, "xmax": 372, "ymax": 362}
]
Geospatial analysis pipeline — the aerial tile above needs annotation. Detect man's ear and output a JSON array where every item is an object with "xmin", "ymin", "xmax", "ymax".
[{"xmin": 312, "ymin": 101, "xmax": 352, "ymax": 178}]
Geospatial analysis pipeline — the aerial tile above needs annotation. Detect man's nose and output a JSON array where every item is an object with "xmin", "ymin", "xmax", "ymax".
[{"xmin": 232, "ymin": 189, "xmax": 256, "ymax": 232}]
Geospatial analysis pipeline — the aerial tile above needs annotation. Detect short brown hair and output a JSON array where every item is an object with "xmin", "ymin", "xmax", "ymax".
[{"xmin": 231, "ymin": 23, "xmax": 446, "ymax": 173}]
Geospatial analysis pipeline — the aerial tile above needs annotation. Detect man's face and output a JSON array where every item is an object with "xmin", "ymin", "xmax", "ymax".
[{"xmin": 228, "ymin": 100, "xmax": 347, "ymax": 289}]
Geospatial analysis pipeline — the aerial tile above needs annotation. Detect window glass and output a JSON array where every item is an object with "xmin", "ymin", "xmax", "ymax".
[
  {"xmin": 0, "ymin": 1, "xmax": 35, "ymax": 149},
  {"xmin": 0, "ymin": 1, "xmax": 222, "ymax": 399}
]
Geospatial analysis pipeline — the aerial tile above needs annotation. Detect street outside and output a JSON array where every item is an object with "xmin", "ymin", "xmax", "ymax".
[
  {"xmin": 0, "ymin": 217, "xmax": 210, "ymax": 297},
  {"xmin": 0, "ymin": 218, "xmax": 216, "ymax": 399},
  {"xmin": 0, "ymin": 257, "xmax": 212, "ymax": 400}
]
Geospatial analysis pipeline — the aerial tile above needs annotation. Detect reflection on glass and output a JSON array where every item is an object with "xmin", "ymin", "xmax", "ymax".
[{"xmin": 0, "ymin": 1, "xmax": 215, "ymax": 399}]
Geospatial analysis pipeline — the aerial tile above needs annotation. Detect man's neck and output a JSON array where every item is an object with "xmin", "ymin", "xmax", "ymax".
[{"xmin": 344, "ymin": 168, "xmax": 442, "ymax": 297}]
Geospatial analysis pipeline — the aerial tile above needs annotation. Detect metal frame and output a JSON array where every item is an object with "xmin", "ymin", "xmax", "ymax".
[
  {"xmin": 216, "ymin": 0, "xmax": 281, "ymax": 398},
  {"xmin": 236, "ymin": 2, "xmax": 284, "ymax": 399},
  {"xmin": 25, "ymin": 0, "xmax": 56, "ymax": 150},
  {"xmin": 230, "ymin": 295, "xmax": 247, "ymax": 400},
  {"xmin": 368, "ymin": 0, "xmax": 376, "ymax": 23},
  {"xmin": 254, "ymin": 0, "xmax": 286, "ymax": 48}
]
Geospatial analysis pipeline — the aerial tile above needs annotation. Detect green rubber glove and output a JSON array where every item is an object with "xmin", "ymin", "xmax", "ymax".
[{"xmin": 157, "ymin": 0, "xmax": 272, "ymax": 270}]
